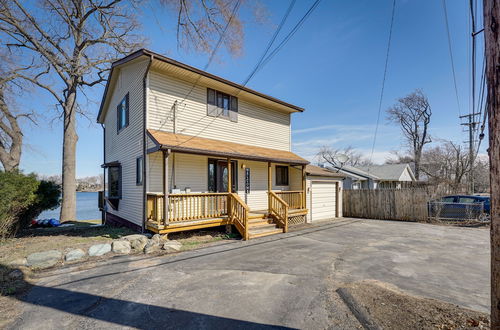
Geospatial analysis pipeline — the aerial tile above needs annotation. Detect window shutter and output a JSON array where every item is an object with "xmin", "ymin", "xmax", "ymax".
[
  {"xmin": 229, "ymin": 96, "xmax": 238, "ymax": 122},
  {"xmin": 125, "ymin": 93, "xmax": 129, "ymax": 127},
  {"xmin": 207, "ymin": 88, "xmax": 217, "ymax": 116}
]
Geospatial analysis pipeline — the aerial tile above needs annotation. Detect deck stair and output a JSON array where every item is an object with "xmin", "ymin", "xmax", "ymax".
[{"xmin": 247, "ymin": 212, "xmax": 283, "ymax": 239}]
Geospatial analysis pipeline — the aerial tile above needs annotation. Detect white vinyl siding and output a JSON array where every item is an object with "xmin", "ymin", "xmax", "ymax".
[
  {"xmin": 399, "ymin": 167, "xmax": 414, "ymax": 181},
  {"xmin": 104, "ymin": 59, "xmax": 149, "ymax": 226},
  {"xmin": 147, "ymin": 71, "xmax": 291, "ymax": 151}
]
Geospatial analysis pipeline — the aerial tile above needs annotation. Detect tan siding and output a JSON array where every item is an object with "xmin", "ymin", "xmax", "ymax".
[
  {"xmin": 104, "ymin": 59, "xmax": 149, "ymax": 226},
  {"xmin": 147, "ymin": 71, "xmax": 291, "ymax": 151}
]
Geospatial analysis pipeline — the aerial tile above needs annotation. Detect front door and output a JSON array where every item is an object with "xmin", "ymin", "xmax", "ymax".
[
  {"xmin": 209, "ymin": 159, "xmax": 237, "ymax": 192},
  {"xmin": 217, "ymin": 161, "xmax": 229, "ymax": 192}
]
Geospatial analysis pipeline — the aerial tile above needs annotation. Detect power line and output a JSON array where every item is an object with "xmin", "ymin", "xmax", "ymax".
[
  {"xmin": 175, "ymin": 0, "xmax": 319, "ymax": 145},
  {"xmin": 368, "ymin": 0, "xmax": 396, "ymax": 166},
  {"xmin": 442, "ymin": 0, "xmax": 463, "ymax": 118},
  {"xmin": 250, "ymin": 0, "xmax": 322, "ymax": 80},
  {"xmin": 179, "ymin": 0, "xmax": 242, "ymax": 106},
  {"xmin": 470, "ymin": 0, "xmax": 477, "ymax": 119},
  {"xmin": 154, "ymin": 0, "xmax": 242, "ymax": 133},
  {"xmin": 241, "ymin": 0, "xmax": 296, "ymax": 86}
]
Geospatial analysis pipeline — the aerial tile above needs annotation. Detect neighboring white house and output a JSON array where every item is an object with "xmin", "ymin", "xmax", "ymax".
[
  {"xmin": 97, "ymin": 49, "xmax": 342, "ymax": 239},
  {"xmin": 331, "ymin": 163, "xmax": 416, "ymax": 189}
]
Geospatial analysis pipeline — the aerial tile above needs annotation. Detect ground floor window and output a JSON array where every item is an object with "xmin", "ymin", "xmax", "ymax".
[
  {"xmin": 208, "ymin": 159, "xmax": 238, "ymax": 192},
  {"xmin": 276, "ymin": 165, "xmax": 289, "ymax": 186},
  {"xmin": 107, "ymin": 165, "xmax": 122, "ymax": 209}
]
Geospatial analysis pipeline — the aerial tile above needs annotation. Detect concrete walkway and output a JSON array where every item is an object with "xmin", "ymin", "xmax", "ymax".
[{"xmin": 9, "ymin": 219, "xmax": 490, "ymax": 329}]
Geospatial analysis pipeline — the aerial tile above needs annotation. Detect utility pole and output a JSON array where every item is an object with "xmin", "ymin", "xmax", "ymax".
[
  {"xmin": 460, "ymin": 112, "xmax": 480, "ymax": 193},
  {"xmin": 483, "ymin": 0, "xmax": 500, "ymax": 327}
]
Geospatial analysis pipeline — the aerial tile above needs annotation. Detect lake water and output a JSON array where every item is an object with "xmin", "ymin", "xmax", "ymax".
[{"xmin": 38, "ymin": 191, "xmax": 101, "ymax": 221}]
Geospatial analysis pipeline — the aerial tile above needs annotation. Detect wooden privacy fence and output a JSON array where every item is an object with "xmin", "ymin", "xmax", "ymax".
[{"xmin": 343, "ymin": 188, "xmax": 437, "ymax": 222}]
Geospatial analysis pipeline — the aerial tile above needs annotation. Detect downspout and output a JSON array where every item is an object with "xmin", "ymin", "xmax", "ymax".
[
  {"xmin": 142, "ymin": 55, "xmax": 154, "ymax": 232},
  {"xmin": 101, "ymin": 123, "xmax": 106, "ymax": 225}
]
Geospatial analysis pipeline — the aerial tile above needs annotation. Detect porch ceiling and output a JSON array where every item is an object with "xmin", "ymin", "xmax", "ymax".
[{"xmin": 147, "ymin": 129, "xmax": 309, "ymax": 165}]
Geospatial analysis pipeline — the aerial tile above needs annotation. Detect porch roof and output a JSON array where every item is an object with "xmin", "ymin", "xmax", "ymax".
[{"xmin": 147, "ymin": 129, "xmax": 309, "ymax": 165}]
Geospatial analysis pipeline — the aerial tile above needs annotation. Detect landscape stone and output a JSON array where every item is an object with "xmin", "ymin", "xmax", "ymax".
[
  {"xmin": 123, "ymin": 234, "xmax": 149, "ymax": 251},
  {"xmin": 122, "ymin": 234, "xmax": 149, "ymax": 243},
  {"xmin": 162, "ymin": 240, "xmax": 182, "ymax": 252},
  {"xmin": 88, "ymin": 243, "xmax": 111, "ymax": 257},
  {"xmin": 151, "ymin": 234, "xmax": 163, "ymax": 245},
  {"xmin": 143, "ymin": 240, "xmax": 160, "ymax": 254},
  {"xmin": 112, "ymin": 240, "xmax": 131, "ymax": 254},
  {"xmin": 65, "ymin": 249, "xmax": 86, "ymax": 262},
  {"xmin": 8, "ymin": 258, "xmax": 27, "ymax": 267},
  {"xmin": 26, "ymin": 250, "xmax": 62, "ymax": 269},
  {"xmin": 130, "ymin": 239, "xmax": 147, "ymax": 251}
]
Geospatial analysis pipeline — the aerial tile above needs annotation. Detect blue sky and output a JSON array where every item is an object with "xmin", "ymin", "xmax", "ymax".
[{"xmin": 19, "ymin": 0, "xmax": 485, "ymax": 177}]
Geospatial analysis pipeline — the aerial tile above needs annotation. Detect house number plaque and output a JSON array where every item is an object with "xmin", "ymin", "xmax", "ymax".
[{"xmin": 245, "ymin": 168, "xmax": 251, "ymax": 194}]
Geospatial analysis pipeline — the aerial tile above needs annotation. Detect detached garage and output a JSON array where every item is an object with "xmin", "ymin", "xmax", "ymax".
[{"xmin": 305, "ymin": 165, "xmax": 345, "ymax": 222}]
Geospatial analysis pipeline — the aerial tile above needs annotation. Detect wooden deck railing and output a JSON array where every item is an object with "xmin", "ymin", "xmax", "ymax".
[
  {"xmin": 147, "ymin": 193, "xmax": 228, "ymax": 224},
  {"xmin": 228, "ymin": 193, "xmax": 249, "ymax": 240},
  {"xmin": 168, "ymin": 193, "xmax": 228, "ymax": 222},
  {"xmin": 276, "ymin": 191, "xmax": 304, "ymax": 209},
  {"xmin": 147, "ymin": 193, "xmax": 164, "ymax": 227},
  {"xmin": 269, "ymin": 191, "xmax": 288, "ymax": 233}
]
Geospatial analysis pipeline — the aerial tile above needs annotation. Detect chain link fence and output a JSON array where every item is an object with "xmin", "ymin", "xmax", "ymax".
[{"xmin": 427, "ymin": 201, "xmax": 490, "ymax": 223}]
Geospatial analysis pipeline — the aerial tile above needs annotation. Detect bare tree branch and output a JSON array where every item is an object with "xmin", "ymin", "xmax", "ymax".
[{"xmin": 386, "ymin": 89, "xmax": 432, "ymax": 180}]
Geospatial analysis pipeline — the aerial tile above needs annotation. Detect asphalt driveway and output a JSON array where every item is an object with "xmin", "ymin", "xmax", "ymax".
[{"xmin": 8, "ymin": 219, "xmax": 490, "ymax": 329}]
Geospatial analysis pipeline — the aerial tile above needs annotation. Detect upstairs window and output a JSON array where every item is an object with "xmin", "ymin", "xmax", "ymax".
[
  {"xmin": 117, "ymin": 93, "xmax": 129, "ymax": 132},
  {"xmin": 276, "ymin": 166, "xmax": 289, "ymax": 186},
  {"xmin": 207, "ymin": 88, "xmax": 238, "ymax": 122}
]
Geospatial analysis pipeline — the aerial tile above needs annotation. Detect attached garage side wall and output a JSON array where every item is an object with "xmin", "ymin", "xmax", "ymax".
[{"xmin": 307, "ymin": 176, "xmax": 343, "ymax": 222}]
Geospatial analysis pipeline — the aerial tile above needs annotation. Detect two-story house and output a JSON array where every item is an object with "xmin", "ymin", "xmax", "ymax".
[{"xmin": 97, "ymin": 49, "xmax": 343, "ymax": 240}]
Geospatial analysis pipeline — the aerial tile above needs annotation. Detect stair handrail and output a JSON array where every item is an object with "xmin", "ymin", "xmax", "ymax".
[
  {"xmin": 228, "ymin": 193, "xmax": 249, "ymax": 240},
  {"xmin": 268, "ymin": 191, "xmax": 289, "ymax": 233}
]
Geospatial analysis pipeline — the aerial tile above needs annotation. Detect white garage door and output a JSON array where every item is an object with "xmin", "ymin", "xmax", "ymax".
[{"xmin": 310, "ymin": 181, "xmax": 336, "ymax": 221}]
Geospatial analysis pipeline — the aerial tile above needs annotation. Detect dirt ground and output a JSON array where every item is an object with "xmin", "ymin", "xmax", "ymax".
[{"xmin": 342, "ymin": 280, "xmax": 490, "ymax": 329}]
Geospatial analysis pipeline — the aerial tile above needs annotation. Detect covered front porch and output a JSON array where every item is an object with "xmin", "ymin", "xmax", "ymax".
[{"xmin": 145, "ymin": 130, "xmax": 309, "ymax": 240}]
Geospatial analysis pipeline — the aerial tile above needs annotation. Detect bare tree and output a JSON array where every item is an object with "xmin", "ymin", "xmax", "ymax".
[
  {"xmin": 0, "ymin": 0, "xmax": 251, "ymax": 221},
  {"xmin": 0, "ymin": 0, "xmax": 143, "ymax": 221},
  {"xmin": 0, "ymin": 54, "xmax": 36, "ymax": 172},
  {"xmin": 420, "ymin": 140, "xmax": 469, "ymax": 193},
  {"xmin": 387, "ymin": 89, "xmax": 432, "ymax": 180},
  {"xmin": 385, "ymin": 151, "xmax": 414, "ymax": 165},
  {"xmin": 473, "ymin": 155, "xmax": 490, "ymax": 193},
  {"xmin": 317, "ymin": 145, "xmax": 372, "ymax": 168}
]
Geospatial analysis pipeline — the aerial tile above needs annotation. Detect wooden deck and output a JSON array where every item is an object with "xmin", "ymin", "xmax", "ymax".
[{"xmin": 146, "ymin": 192, "xmax": 307, "ymax": 239}]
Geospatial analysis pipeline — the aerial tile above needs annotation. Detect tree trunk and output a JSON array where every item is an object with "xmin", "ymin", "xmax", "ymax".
[
  {"xmin": 0, "ymin": 87, "xmax": 23, "ymax": 172},
  {"xmin": 59, "ymin": 90, "xmax": 78, "ymax": 222},
  {"xmin": 414, "ymin": 151, "xmax": 421, "ymax": 180},
  {"xmin": 483, "ymin": 0, "xmax": 500, "ymax": 326}
]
